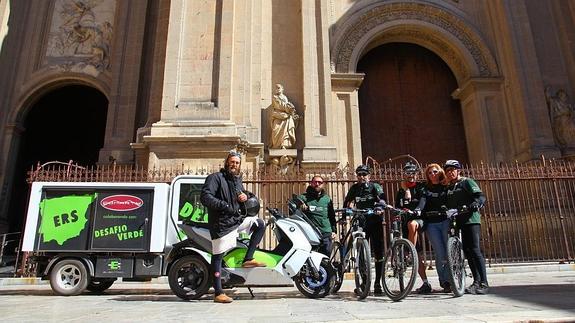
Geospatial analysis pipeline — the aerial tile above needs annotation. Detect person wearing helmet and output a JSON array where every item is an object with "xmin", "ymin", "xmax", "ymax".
[
  {"xmin": 343, "ymin": 165, "xmax": 387, "ymax": 295},
  {"xmin": 200, "ymin": 151, "xmax": 266, "ymax": 303},
  {"xmin": 444, "ymin": 159, "xmax": 489, "ymax": 295},
  {"xmin": 298, "ymin": 175, "xmax": 337, "ymax": 256},
  {"xmin": 394, "ymin": 161, "xmax": 430, "ymax": 293}
]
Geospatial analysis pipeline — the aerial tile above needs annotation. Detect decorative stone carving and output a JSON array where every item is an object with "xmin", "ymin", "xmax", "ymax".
[
  {"xmin": 269, "ymin": 149, "xmax": 297, "ymax": 175},
  {"xmin": 45, "ymin": 0, "xmax": 115, "ymax": 75},
  {"xmin": 331, "ymin": 2, "xmax": 498, "ymax": 78},
  {"xmin": 545, "ymin": 86, "xmax": 575, "ymax": 151},
  {"xmin": 269, "ymin": 84, "xmax": 299, "ymax": 149}
]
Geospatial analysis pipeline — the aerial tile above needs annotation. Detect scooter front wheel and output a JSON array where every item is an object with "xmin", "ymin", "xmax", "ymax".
[
  {"xmin": 168, "ymin": 255, "xmax": 211, "ymax": 301},
  {"xmin": 294, "ymin": 259, "xmax": 334, "ymax": 299}
]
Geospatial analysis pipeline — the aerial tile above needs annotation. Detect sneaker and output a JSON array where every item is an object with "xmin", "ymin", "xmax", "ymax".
[
  {"xmin": 373, "ymin": 283, "xmax": 383, "ymax": 295},
  {"xmin": 214, "ymin": 293, "xmax": 233, "ymax": 303},
  {"xmin": 476, "ymin": 283, "xmax": 489, "ymax": 295},
  {"xmin": 465, "ymin": 282, "xmax": 479, "ymax": 295},
  {"xmin": 440, "ymin": 281, "xmax": 451, "ymax": 293},
  {"xmin": 416, "ymin": 282, "xmax": 432, "ymax": 294},
  {"xmin": 242, "ymin": 259, "xmax": 266, "ymax": 268}
]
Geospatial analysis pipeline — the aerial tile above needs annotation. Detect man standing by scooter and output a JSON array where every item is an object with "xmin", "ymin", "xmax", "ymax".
[
  {"xmin": 200, "ymin": 151, "xmax": 266, "ymax": 303},
  {"xmin": 298, "ymin": 175, "xmax": 337, "ymax": 256},
  {"xmin": 343, "ymin": 165, "xmax": 387, "ymax": 295}
]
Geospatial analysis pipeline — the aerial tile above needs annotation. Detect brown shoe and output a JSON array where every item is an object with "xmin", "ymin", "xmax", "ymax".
[
  {"xmin": 214, "ymin": 293, "xmax": 233, "ymax": 303},
  {"xmin": 242, "ymin": 259, "xmax": 266, "ymax": 268}
]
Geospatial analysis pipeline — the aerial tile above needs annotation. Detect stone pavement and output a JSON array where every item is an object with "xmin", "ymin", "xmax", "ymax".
[{"xmin": 0, "ymin": 265, "xmax": 574, "ymax": 322}]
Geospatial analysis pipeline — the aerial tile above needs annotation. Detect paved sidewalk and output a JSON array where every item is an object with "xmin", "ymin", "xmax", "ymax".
[{"xmin": 0, "ymin": 265, "xmax": 574, "ymax": 322}]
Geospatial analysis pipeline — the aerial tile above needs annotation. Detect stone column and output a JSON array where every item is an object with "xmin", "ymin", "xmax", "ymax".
[
  {"xmin": 299, "ymin": 0, "xmax": 338, "ymax": 168},
  {"xmin": 331, "ymin": 73, "xmax": 364, "ymax": 168},
  {"xmin": 99, "ymin": 0, "xmax": 149, "ymax": 164},
  {"xmin": 453, "ymin": 78, "xmax": 512, "ymax": 164},
  {"xmin": 486, "ymin": 0, "xmax": 561, "ymax": 161},
  {"xmin": 133, "ymin": 0, "xmax": 263, "ymax": 170}
]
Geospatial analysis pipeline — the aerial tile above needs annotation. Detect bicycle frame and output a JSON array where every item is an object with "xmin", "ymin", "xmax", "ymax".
[{"xmin": 334, "ymin": 210, "xmax": 366, "ymax": 271}]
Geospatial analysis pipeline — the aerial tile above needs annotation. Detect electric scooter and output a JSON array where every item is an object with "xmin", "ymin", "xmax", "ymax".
[{"xmin": 166, "ymin": 198, "xmax": 334, "ymax": 300}]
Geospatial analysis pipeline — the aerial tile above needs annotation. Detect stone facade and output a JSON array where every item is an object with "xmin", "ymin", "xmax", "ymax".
[{"xmin": 1, "ymin": 0, "xmax": 575, "ymax": 230}]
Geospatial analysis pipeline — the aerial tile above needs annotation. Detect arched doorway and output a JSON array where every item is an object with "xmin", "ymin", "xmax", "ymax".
[
  {"xmin": 357, "ymin": 43, "xmax": 469, "ymax": 165},
  {"xmin": 6, "ymin": 85, "xmax": 108, "ymax": 234}
]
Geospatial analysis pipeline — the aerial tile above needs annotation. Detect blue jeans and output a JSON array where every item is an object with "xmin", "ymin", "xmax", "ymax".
[{"xmin": 425, "ymin": 220, "xmax": 449, "ymax": 284}]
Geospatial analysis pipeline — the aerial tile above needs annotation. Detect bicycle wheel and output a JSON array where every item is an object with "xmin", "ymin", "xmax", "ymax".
[
  {"xmin": 329, "ymin": 241, "xmax": 344, "ymax": 294},
  {"xmin": 446, "ymin": 236, "xmax": 466, "ymax": 297},
  {"xmin": 382, "ymin": 238, "xmax": 418, "ymax": 301},
  {"xmin": 353, "ymin": 238, "xmax": 371, "ymax": 299}
]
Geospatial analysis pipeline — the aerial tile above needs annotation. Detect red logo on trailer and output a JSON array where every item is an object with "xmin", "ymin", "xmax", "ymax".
[{"xmin": 101, "ymin": 195, "xmax": 143, "ymax": 211}]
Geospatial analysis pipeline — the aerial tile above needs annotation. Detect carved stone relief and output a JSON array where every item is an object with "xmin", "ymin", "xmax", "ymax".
[
  {"xmin": 545, "ymin": 86, "xmax": 575, "ymax": 153},
  {"xmin": 45, "ymin": 0, "xmax": 115, "ymax": 76},
  {"xmin": 332, "ymin": 2, "xmax": 498, "ymax": 79}
]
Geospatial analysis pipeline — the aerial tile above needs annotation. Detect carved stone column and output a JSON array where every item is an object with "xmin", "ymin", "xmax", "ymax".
[
  {"xmin": 299, "ymin": 0, "xmax": 338, "ymax": 168},
  {"xmin": 132, "ymin": 0, "xmax": 263, "ymax": 169},
  {"xmin": 452, "ymin": 78, "xmax": 512, "ymax": 163},
  {"xmin": 331, "ymin": 73, "xmax": 364, "ymax": 167}
]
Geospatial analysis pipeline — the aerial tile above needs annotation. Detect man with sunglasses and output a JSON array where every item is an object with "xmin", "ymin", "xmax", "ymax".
[
  {"xmin": 343, "ymin": 165, "xmax": 387, "ymax": 295},
  {"xmin": 298, "ymin": 175, "xmax": 337, "ymax": 256}
]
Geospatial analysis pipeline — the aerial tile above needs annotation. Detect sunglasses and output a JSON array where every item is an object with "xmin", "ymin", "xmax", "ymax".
[
  {"xmin": 428, "ymin": 170, "xmax": 439, "ymax": 175},
  {"xmin": 404, "ymin": 171, "xmax": 416, "ymax": 176},
  {"xmin": 356, "ymin": 172, "xmax": 369, "ymax": 177},
  {"xmin": 311, "ymin": 180, "xmax": 324, "ymax": 185}
]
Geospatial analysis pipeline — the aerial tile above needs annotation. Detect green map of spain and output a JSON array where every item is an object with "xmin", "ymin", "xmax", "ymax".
[{"xmin": 39, "ymin": 195, "xmax": 95, "ymax": 245}]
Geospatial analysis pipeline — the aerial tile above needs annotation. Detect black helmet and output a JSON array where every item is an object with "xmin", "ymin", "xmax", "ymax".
[
  {"xmin": 403, "ymin": 162, "xmax": 417, "ymax": 173},
  {"xmin": 243, "ymin": 196, "xmax": 260, "ymax": 216},
  {"xmin": 355, "ymin": 165, "xmax": 370, "ymax": 175},
  {"xmin": 444, "ymin": 160, "xmax": 462, "ymax": 169}
]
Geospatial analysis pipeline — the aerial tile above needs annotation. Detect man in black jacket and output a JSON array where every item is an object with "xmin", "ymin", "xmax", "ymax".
[{"xmin": 200, "ymin": 152, "xmax": 266, "ymax": 303}]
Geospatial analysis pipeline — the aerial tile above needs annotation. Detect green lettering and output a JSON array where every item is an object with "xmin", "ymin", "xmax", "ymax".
[
  {"xmin": 53, "ymin": 216, "xmax": 61, "ymax": 227},
  {"xmin": 70, "ymin": 210, "xmax": 78, "ymax": 222},
  {"xmin": 179, "ymin": 202, "xmax": 193, "ymax": 218}
]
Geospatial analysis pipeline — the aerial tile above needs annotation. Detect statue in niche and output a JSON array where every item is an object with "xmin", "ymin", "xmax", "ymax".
[
  {"xmin": 545, "ymin": 86, "xmax": 575, "ymax": 150},
  {"xmin": 269, "ymin": 84, "xmax": 299, "ymax": 149}
]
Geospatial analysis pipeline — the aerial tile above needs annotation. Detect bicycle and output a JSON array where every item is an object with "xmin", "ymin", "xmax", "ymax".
[
  {"xmin": 380, "ymin": 203, "xmax": 419, "ymax": 301},
  {"xmin": 329, "ymin": 208, "xmax": 372, "ymax": 299},
  {"xmin": 444, "ymin": 206, "xmax": 470, "ymax": 297}
]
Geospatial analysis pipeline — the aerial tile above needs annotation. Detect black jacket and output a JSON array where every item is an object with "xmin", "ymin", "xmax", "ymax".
[{"xmin": 200, "ymin": 168, "xmax": 245, "ymax": 239}]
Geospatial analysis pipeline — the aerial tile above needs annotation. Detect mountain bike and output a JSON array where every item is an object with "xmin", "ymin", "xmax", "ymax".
[
  {"xmin": 380, "ymin": 204, "xmax": 418, "ymax": 301},
  {"xmin": 444, "ymin": 206, "xmax": 469, "ymax": 297},
  {"xmin": 329, "ymin": 208, "xmax": 372, "ymax": 299}
]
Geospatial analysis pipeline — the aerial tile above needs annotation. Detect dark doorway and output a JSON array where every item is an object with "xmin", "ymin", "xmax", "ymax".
[
  {"xmin": 357, "ymin": 42, "xmax": 468, "ymax": 165},
  {"xmin": 6, "ymin": 85, "xmax": 108, "ymax": 234}
]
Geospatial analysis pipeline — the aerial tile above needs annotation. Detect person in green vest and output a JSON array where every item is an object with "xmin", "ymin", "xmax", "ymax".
[
  {"xmin": 299, "ymin": 175, "xmax": 337, "ymax": 256},
  {"xmin": 444, "ymin": 159, "xmax": 489, "ymax": 295}
]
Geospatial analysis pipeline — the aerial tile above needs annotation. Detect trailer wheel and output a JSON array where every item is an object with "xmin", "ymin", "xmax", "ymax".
[
  {"xmin": 168, "ymin": 255, "xmax": 211, "ymax": 300},
  {"xmin": 49, "ymin": 259, "xmax": 89, "ymax": 296},
  {"xmin": 87, "ymin": 279, "xmax": 116, "ymax": 293}
]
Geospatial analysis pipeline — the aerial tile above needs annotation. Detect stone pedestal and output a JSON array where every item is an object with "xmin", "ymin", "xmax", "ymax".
[{"xmin": 268, "ymin": 148, "xmax": 297, "ymax": 173}]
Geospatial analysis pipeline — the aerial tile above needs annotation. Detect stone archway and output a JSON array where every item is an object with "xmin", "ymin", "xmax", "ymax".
[
  {"xmin": 330, "ymin": 1, "xmax": 510, "ymax": 165},
  {"xmin": 331, "ymin": 2, "xmax": 499, "ymax": 79},
  {"xmin": 0, "ymin": 83, "xmax": 108, "ymax": 234}
]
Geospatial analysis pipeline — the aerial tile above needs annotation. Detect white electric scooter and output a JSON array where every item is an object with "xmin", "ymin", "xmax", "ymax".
[{"xmin": 167, "ymin": 199, "xmax": 334, "ymax": 300}]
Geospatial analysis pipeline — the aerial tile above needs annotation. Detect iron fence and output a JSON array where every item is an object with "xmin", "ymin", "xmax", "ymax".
[{"xmin": 26, "ymin": 160, "xmax": 575, "ymax": 266}]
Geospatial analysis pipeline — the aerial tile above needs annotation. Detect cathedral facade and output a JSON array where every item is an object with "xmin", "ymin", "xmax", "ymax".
[{"xmin": 1, "ymin": 0, "xmax": 575, "ymax": 233}]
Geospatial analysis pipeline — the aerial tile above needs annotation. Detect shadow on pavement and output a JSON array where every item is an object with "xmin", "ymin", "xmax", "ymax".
[{"xmin": 487, "ymin": 284, "xmax": 575, "ymax": 312}]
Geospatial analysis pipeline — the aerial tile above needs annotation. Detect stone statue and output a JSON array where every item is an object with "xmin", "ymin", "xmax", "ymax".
[
  {"xmin": 545, "ymin": 86, "xmax": 575, "ymax": 150},
  {"xmin": 269, "ymin": 84, "xmax": 299, "ymax": 149}
]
